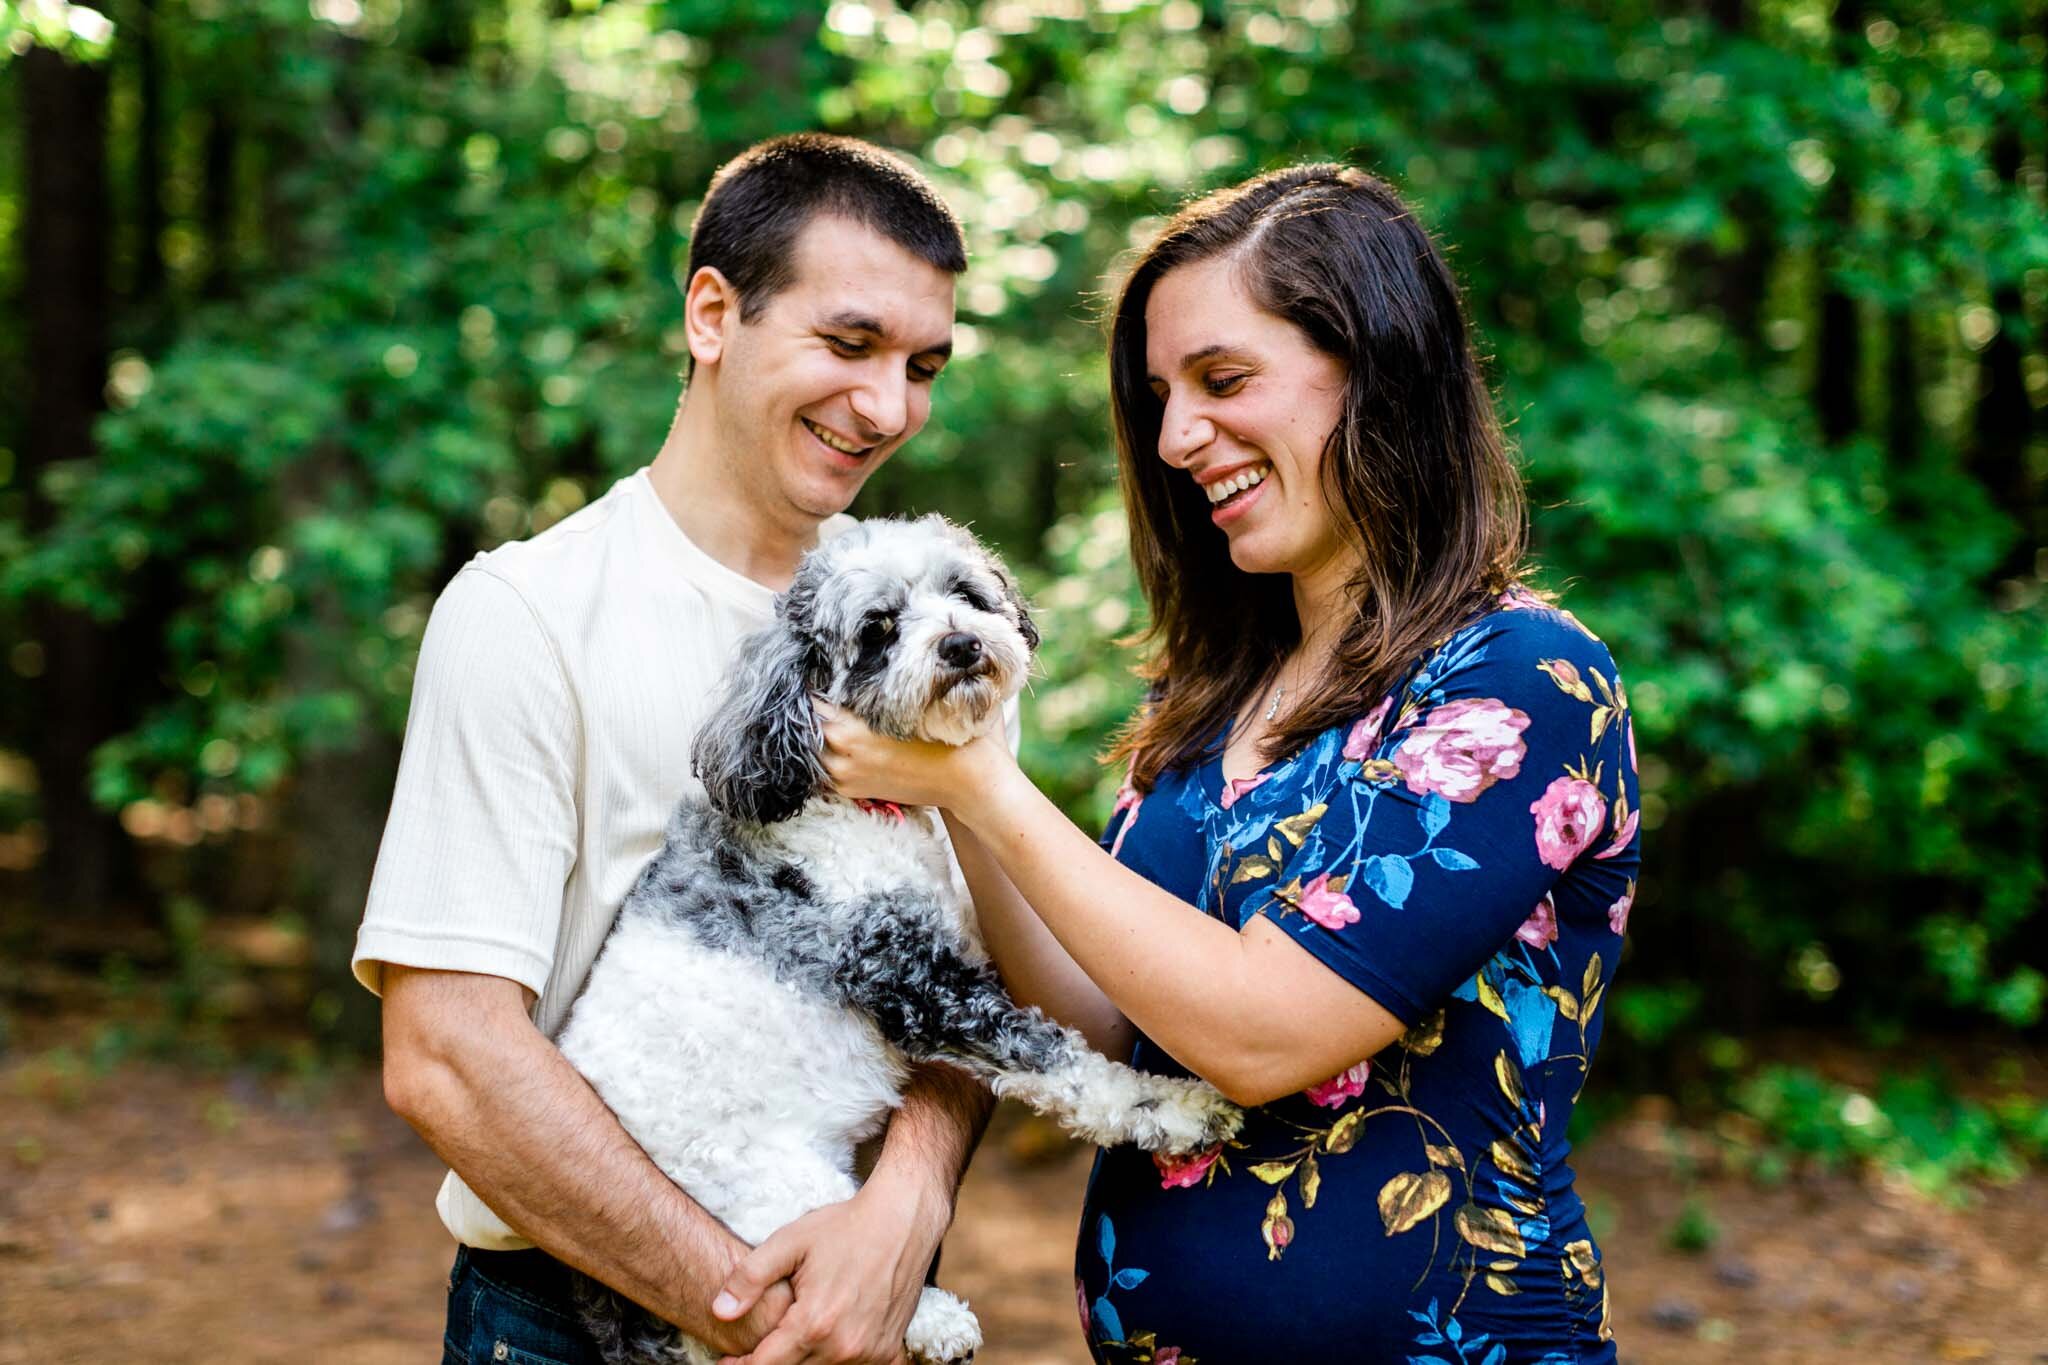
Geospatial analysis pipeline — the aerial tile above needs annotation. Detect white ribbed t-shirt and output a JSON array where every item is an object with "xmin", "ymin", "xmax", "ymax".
[{"xmin": 354, "ymin": 468, "xmax": 910, "ymax": 1249}]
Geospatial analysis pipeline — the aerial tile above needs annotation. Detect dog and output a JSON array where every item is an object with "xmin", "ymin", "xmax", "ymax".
[{"xmin": 554, "ymin": 515, "xmax": 1242, "ymax": 1365}]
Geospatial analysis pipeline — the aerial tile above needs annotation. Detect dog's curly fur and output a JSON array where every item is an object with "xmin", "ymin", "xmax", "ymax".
[{"xmin": 553, "ymin": 516, "xmax": 1241, "ymax": 1365}]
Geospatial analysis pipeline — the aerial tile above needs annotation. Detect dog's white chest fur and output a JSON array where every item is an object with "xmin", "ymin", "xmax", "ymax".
[{"xmin": 763, "ymin": 802, "xmax": 973, "ymax": 924}]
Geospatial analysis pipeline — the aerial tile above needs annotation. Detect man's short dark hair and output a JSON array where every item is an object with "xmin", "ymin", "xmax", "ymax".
[{"xmin": 686, "ymin": 133, "xmax": 966, "ymax": 328}]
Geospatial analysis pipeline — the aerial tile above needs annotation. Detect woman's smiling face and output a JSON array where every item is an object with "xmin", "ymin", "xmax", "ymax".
[{"xmin": 1144, "ymin": 254, "xmax": 1355, "ymax": 588}]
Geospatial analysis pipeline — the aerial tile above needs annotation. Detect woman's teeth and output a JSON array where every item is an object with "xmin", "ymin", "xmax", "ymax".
[
  {"xmin": 1205, "ymin": 464, "xmax": 1270, "ymax": 504},
  {"xmin": 805, "ymin": 418, "xmax": 870, "ymax": 457}
]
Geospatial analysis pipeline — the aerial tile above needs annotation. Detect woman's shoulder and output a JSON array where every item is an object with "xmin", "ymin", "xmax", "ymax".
[{"xmin": 1423, "ymin": 588, "xmax": 1621, "ymax": 682}]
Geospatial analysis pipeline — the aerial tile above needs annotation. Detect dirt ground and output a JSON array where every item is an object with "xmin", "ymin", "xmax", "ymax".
[{"xmin": 3, "ymin": 1055, "xmax": 2045, "ymax": 1365}]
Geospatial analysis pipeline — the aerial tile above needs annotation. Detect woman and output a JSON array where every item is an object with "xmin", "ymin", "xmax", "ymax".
[{"xmin": 823, "ymin": 165, "xmax": 1637, "ymax": 1362}]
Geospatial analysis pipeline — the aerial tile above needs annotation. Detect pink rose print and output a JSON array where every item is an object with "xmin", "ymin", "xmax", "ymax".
[
  {"xmin": 1075, "ymin": 1277, "xmax": 1089, "ymax": 1334},
  {"xmin": 1299, "ymin": 871, "xmax": 1361, "ymax": 930},
  {"xmin": 1219, "ymin": 771, "xmax": 1270, "ymax": 810},
  {"xmin": 1153, "ymin": 1143, "xmax": 1222, "ymax": 1189},
  {"xmin": 1108, "ymin": 783, "xmax": 1144, "ymax": 859},
  {"xmin": 1499, "ymin": 585, "xmax": 1548, "ymax": 612},
  {"xmin": 1608, "ymin": 886, "xmax": 1634, "ymax": 936},
  {"xmin": 1516, "ymin": 893, "xmax": 1558, "ymax": 948},
  {"xmin": 1304, "ymin": 1060, "xmax": 1371, "ymax": 1108},
  {"xmin": 1594, "ymin": 807, "xmax": 1638, "ymax": 860},
  {"xmin": 1391, "ymin": 698, "xmax": 1531, "ymax": 802},
  {"xmin": 1342, "ymin": 697, "xmax": 1395, "ymax": 761},
  {"xmin": 1531, "ymin": 776, "xmax": 1607, "ymax": 870},
  {"xmin": 1155, "ymin": 1350, "xmax": 1182, "ymax": 1365}
]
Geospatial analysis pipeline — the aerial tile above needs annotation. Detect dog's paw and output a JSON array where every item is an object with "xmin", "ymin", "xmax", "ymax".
[
  {"xmin": 1148, "ymin": 1077, "xmax": 1244, "ymax": 1153},
  {"xmin": 905, "ymin": 1285, "xmax": 981, "ymax": 1365}
]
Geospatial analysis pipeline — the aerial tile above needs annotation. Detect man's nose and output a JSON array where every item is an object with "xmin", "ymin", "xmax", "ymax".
[{"xmin": 851, "ymin": 366, "xmax": 910, "ymax": 441}]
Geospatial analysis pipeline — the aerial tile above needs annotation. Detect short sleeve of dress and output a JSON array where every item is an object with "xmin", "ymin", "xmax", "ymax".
[{"xmin": 1248, "ymin": 607, "xmax": 1639, "ymax": 1025}]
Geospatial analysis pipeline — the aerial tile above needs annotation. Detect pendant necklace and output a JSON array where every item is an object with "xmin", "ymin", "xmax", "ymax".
[{"xmin": 1263, "ymin": 680, "xmax": 1288, "ymax": 723}]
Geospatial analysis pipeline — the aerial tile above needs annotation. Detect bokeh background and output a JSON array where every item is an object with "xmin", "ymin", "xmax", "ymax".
[{"xmin": 2, "ymin": 1, "xmax": 2045, "ymax": 1361}]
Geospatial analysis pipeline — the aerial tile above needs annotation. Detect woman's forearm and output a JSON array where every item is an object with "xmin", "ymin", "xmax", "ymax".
[
  {"xmin": 943, "ymin": 812, "xmax": 1134, "ymax": 1058},
  {"xmin": 949, "ymin": 756, "xmax": 1404, "ymax": 1105}
]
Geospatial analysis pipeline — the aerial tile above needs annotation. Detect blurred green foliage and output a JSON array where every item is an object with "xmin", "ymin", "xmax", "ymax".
[
  {"xmin": 1, "ymin": 0, "xmax": 2044, "ymax": 1068},
  {"xmin": 1731, "ymin": 1062, "xmax": 2048, "ymax": 1200}
]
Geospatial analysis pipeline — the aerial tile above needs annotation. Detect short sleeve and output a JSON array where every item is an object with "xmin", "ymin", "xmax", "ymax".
[
  {"xmin": 1250, "ymin": 610, "xmax": 1638, "ymax": 1024},
  {"xmin": 352, "ymin": 566, "xmax": 581, "ymax": 1000}
]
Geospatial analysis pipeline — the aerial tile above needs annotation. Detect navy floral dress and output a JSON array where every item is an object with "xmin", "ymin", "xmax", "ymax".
[{"xmin": 1077, "ymin": 592, "xmax": 1639, "ymax": 1365}]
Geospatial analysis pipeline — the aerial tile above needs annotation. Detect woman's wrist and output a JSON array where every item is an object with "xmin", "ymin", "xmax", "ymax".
[{"xmin": 942, "ymin": 735, "xmax": 1017, "ymax": 826}]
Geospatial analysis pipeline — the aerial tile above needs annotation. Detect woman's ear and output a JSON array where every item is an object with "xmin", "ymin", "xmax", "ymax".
[{"xmin": 691, "ymin": 623, "xmax": 825, "ymax": 824}]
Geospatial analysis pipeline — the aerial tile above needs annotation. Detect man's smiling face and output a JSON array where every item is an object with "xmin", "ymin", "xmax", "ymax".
[{"xmin": 709, "ymin": 213, "xmax": 956, "ymax": 522}]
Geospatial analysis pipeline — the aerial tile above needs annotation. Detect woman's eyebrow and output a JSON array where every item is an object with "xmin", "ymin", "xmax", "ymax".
[{"xmin": 1177, "ymin": 342, "xmax": 1242, "ymax": 370}]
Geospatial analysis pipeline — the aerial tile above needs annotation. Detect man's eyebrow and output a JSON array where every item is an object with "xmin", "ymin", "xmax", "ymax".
[{"xmin": 820, "ymin": 310, "xmax": 953, "ymax": 360}]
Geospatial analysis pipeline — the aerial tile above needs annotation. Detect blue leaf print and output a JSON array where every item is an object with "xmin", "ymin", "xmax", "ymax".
[
  {"xmin": 1092, "ymin": 1295, "xmax": 1124, "ymax": 1345},
  {"xmin": 1445, "ymin": 1315, "xmax": 1463, "ymax": 1344},
  {"xmin": 1481, "ymin": 1346, "xmax": 1508, "ymax": 1365},
  {"xmin": 1431, "ymin": 847, "xmax": 1479, "ymax": 871},
  {"xmin": 1499, "ymin": 976, "xmax": 1559, "ymax": 1068},
  {"xmin": 1419, "ymin": 792, "xmax": 1450, "ymax": 839},
  {"xmin": 1364, "ymin": 853, "xmax": 1414, "ymax": 907},
  {"xmin": 1097, "ymin": 1215, "xmax": 1115, "ymax": 1267},
  {"xmin": 1112, "ymin": 1268, "xmax": 1148, "ymax": 1290}
]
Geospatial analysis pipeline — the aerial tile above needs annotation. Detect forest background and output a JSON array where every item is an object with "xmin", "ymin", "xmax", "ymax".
[{"xmin": 2, "ymin": 0, "xmax": 2046, "ymax": 1274}]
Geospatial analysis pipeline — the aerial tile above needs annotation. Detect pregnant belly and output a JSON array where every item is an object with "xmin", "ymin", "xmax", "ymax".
[{"xmin": 1076, "ymin": 1145, "xmax": 1612, "ymax": 1363}]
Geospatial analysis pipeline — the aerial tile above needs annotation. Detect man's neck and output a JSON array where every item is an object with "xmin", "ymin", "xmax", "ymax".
[{"xmin": 646, "ymin": 404, "xmax": 822, "ymax": 594}]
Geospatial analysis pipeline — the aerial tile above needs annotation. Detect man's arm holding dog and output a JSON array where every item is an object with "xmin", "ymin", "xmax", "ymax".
[
  {"xmin": 710, "ymin": 1063, "xmax": 992, "ymax": 1365},
  {"xmin": 382, "ymin": 964, "xmax": 795, "ymax": 1357}
]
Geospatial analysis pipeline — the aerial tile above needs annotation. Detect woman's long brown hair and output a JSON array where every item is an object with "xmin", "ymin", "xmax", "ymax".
[{"xmin": 1106, "ymin": 164, "xmax": 1530, "ymax": 791}]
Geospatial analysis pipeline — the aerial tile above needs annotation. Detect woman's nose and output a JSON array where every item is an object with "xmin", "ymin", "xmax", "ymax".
[{"xmin": 1156, "ymin": 393, "xmax": 1213, "ymax": 467}]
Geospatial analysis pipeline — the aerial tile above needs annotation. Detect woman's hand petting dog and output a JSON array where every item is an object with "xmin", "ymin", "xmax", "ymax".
[
  {"xmin": 709, "ymin": 1163, "xmax": 950, "ymax": 1365},
  {"xmin": 815, "ymin": 697, "xmax": 1008, "ymax": 813}
]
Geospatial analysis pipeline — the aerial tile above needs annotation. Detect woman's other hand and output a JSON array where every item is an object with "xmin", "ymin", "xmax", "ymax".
[{"xmin": 815, "ymin": 698, "xmax": 1007, "ymax": 811}]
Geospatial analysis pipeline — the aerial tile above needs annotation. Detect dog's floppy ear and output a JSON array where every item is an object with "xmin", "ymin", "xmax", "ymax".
[
  {"xmin": 692, "ymin": 622, "xmax": 825, "ymax": 824},
  {"xmin": 1013, "ymin": 594, "xmax": 1040, "ymax": 652},
  {"xmin": 992, "ymin": 559, "xmax": 1040, "ymax": 652}
]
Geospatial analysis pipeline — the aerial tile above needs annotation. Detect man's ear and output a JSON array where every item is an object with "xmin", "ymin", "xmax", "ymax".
[
  {"xmin": 691, "ymin": 623, "xmax": 825, "ymax": 825},
  {"xmin": 684, "ymin": 265, "xmax": 739, "ymax": 371}
]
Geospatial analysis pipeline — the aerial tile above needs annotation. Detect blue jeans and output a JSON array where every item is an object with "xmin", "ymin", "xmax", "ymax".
[{"xmin": 442, "ymin": 1247, "xmax": 607, "ymax": 1365}]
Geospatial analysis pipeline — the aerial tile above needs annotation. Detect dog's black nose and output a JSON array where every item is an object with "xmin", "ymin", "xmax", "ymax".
[{"xmin": 938, "ymin": 632, "xmax": 984, "ymax": 669}]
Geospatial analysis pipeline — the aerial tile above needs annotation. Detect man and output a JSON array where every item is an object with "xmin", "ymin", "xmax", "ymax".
[{"xmin": 354, "ymin": 134, "xmax": 995, "ymax": 1365}]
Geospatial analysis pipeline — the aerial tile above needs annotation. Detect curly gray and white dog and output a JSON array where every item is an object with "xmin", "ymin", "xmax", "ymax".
[{"xmin": 554, "ymin": 515, "xmax": 1242, "ymax": 1365}]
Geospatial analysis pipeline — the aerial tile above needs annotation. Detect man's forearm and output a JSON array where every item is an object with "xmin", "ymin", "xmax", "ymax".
[
  {"xmin": 866, "ymin": 1061, "xmax": 994, "ymax": 1230},
  {"xmin": 382, "ymin": 968, "xmax": 786, "ymax": 1354}
]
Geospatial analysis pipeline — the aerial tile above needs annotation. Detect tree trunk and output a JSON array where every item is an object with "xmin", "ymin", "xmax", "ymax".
[
  {"xmin": 1815, "ymin": 0, "xmax": 1864, "ymax": 445},
  {"xmin": 281, "ymin": 442, "xmax": 393, "ymax": 1054},
  {"xmin": 21, "ymin": 47, "xmax": 132, "ymax": 917},
  {"xmin": 131, "ymin": 0, "xmax": 167, "ymax": 307},
  {"xmin": 1701, "ymin": 0, "xmax": 1774, "ymax": 355},
  {"xmin": 201, "ymin": 104, "xmax": 238, "ymax": 299},
  {"xmin": 1886, "ymin": 305, "xmax": 1921, "ymax": 471},
  {"xmin": 1969, "ymin": 124, "xmax": 2036, "ymax": 572}
]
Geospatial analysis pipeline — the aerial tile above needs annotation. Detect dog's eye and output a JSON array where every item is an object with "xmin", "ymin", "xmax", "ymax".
[
  {"xmin": 952, "ymin": 584, "xmax": 993, "ymax": 613},
  {"xmin": 858, "ymin": 615, "xmax": 895, "ymax": 650}
]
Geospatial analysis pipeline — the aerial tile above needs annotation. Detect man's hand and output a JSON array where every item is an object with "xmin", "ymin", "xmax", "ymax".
[{"xmin": 708, "ymin": 1167, "xmax": 952, "ymax": 1365}]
